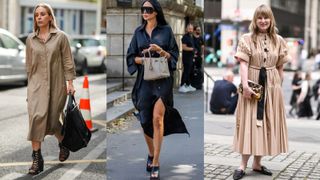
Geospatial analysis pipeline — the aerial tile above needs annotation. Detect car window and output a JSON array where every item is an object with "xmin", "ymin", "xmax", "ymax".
[
  {"xmin": 99, "ymin": 39, "xmax": 106, "ymax": 47},
  {"xmin": 0, "ymin": 34, "xmax": 19, "ymax": 49},
  {"xmin": 71, "ymin": 38, "xmax": 103, "ymax": 47},
  {"xmin": 71, "ymin": 39, "xmax": 81, "ymax": 47},
  {"xmin": 83, "ymin": 39, "xmax": 99, "ymax": 47}
]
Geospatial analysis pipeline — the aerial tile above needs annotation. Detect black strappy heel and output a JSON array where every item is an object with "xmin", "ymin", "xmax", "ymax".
[
  {"xmin": 146, "ymin": 155, "xmax": 154, "ymax": 172},
  {"xmin": 150, "ymin": 166, "xmax": 160, "ymax": 180}
]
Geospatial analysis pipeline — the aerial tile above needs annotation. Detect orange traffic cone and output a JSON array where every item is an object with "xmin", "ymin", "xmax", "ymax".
[{"xmin": 79, "ymin": 75, "xmax": 97, "ymax": 132}]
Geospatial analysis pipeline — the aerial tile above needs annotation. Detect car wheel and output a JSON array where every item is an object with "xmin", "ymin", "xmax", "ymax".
[
  {"xmin": 81, "ymin": 60, "xmax": 89, "ymax": 75},
  {"xmin": 99, "ymin": 59, "xmax": 106, "ymax": 73},
  {"xmin": 23, "ymin": 79, "xmax": 28, "ymax": 86}
]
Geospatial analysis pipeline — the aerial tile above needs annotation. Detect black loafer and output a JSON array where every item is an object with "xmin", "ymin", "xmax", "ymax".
[
  {"xmin": 233, "ymin": 169, "xmax": 245, "ymax": 180},
  {"xmin": 253, "ymin": 165, "xmax": 272, "ymax": 176}
]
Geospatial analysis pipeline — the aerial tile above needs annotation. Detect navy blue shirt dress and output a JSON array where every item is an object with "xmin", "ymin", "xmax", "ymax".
[{"xmin": 126, "ymin": 23, "xmax": 189, "ymax": 138}]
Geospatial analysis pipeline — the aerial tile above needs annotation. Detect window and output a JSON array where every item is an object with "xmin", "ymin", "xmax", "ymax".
[
  {"xmin": 0, "ymin": 34, "xmax": 19, "ymax": 49},
  {"xmin": 83, "ymin": 39, "xmax": 99, "ymax": 47}
]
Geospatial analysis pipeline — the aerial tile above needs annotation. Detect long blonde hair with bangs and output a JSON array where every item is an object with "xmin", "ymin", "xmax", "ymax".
[
  {"xmin": 249, "ymin": 4, "xmax": 278, "ymax": 47},
  {"xmin": 33, "ymin": 3, "xmax": 58, "ymax": 32}
]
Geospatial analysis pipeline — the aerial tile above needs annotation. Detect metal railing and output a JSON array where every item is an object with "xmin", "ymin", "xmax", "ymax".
[{"xmin": 204, "ymin": 69, "xmax": 215, "ymax": 113}]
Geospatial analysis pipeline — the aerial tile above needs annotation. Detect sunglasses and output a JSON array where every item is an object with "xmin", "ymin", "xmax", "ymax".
[{"xmin": 141, "ymin": 7, "xmax": 154, "ymax": 14}]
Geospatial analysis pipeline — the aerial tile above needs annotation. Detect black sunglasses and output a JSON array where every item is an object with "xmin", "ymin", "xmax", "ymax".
[{"xmin": 141, "ymin": 7, "xmax": 154, "ymax": 14}]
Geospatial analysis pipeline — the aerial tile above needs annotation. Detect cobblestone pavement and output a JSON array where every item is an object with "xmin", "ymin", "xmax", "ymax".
[{"xmin": 204, "ymin": 143, "xmax": 320, "ymax": 179}]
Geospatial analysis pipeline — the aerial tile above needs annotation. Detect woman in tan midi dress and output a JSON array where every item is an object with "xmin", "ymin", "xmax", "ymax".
[
  {"xmin": 26, "ymin": 3, "xmax": 76, "ymax": 175},
  {"xmin": 232, "ymin": 5, "xmax": 289, "ymax": 179}
]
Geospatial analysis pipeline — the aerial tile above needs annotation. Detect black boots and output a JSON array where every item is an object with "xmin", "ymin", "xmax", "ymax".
[
  {"xmin": 59, "ymin": 143, "xmax": 70, "ymax": 162},
  {"xmin": 28, "ymin": 149, "xmax": 44, "ymax": 175}
]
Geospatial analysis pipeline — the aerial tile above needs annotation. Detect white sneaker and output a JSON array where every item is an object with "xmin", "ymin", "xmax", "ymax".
[
  {"xmin": 179, "ymin": 84, "xmax": 189, "ymax": 93},
  {"xmin": 187, "ymin": 85, "xmax": 196, "ymax": 92}
]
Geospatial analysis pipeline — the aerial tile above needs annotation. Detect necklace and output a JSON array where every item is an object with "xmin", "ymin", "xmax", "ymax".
[{"xmin": 39, "ymin": 33, "xmax": 49, "ymax": 43}]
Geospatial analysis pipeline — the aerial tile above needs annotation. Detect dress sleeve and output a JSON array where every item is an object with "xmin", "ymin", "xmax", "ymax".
[
  {"xmin": 61, "ymin": 33, "xmax": 76, "ymax": 81},
  {"xmin": 126, "ymin": 32, "xmax": 139, "ymax": 75},
  {"xmin": 167, "ymin": 28, "xmax": 179, "ymax": 71},
  {"xmin": 235, "ymin": 36, "xmax": 251, "ymax": 63},
  {"xmin": 25, "ymin": 36, "xmax": 32, "ymax": 77},
  {"xmin": 277, "ymin": 36, "xmax": 290, "ymax": 67}
]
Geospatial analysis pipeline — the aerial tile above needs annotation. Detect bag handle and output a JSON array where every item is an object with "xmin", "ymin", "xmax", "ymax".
[{"xmin": 142, "ymin": 49, "xmax": 153, "ymax": 70}]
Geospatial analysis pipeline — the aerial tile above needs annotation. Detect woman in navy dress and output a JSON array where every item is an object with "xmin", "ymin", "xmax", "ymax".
[{"xmin": 126, "ymin": 0, "xmax": 189, "ymax": 179}]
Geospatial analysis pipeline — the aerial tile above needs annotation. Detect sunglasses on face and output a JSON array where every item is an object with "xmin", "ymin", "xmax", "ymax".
[{"xmin": 141, "ymin": 7, "xmax": 154, "ymax": 14}]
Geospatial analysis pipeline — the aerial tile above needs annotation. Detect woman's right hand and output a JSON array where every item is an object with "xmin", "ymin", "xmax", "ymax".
[
  {"xmin": 243, "ymin": 86, "xmax": 256, "ymax": 99},
  {"xmin": 134, "ymin": 57, "xmax": 143, "ymax": 64}
]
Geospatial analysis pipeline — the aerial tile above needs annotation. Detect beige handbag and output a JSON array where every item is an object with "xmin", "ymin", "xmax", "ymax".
[{"xmin": 143, "ymin": 50, "xmax": 170, "ymax": 80}]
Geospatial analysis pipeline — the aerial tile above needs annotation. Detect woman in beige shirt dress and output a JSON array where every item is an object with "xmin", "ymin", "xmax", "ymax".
[
  {"xmin": 26, "ymin": 3, "xmax": 76, "ymax": 175},
  {"xmin": 232, "ymin": 5, "xmax": 289, "ymax": 180}
]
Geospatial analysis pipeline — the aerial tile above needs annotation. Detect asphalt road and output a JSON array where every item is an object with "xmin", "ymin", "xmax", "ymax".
[
  {"xmin": 106, "ymin": 90, "xmax": 204, "ymax": 180},
  {"xmin": 0, "ymin": 74, "xmax": 106, "ymax": 180}
]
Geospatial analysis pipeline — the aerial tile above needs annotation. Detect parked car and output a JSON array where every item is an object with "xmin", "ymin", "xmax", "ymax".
[
  {"xmin": 70, "ymin": 35, "xmax": 106, "ymax": 73},
  {"xmin": 71, "ymin": 44, "xmax": 88, "ymax": 75},
  {"xmin": 0, "ymin": 28, "xmax": 27, "ymax": 85}
]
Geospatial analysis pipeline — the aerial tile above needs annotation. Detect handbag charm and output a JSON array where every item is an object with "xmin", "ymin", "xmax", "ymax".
[{"xmin": 143, "ymin": 49, "xmax": 170, "ymax": 80}]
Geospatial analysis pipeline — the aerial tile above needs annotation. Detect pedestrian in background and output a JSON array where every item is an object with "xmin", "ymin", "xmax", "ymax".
[
  {"xmin": 314, "ymin": 49, "xmax": 320, "ymax": 70},
  {"xmin": 26, "ymin": 3, "xmax": 76, "ymax": 175},
  {"xmin": 191, "ymin": 25, "xmax": 205, "ymax": 90},
  {"xmin": 126, "ymin": 0, "xmax": 189, "ymax": 179},
  {"xmin": 210, "ymin": 70, "xmax": 238, "ymax": 114},
  {"xmin": 297, "ymin": 72, "xmax": 313, "ymax": 118},
  {"xmin": 316, "ymin": 86, "xmax": 320, "ymax": 120},
  {"xmin": 289, "ymin": 71, "xmax": 302, "ymax": 117},
  {"xmin": 179, "ymin": 23, "xmax": 197, "ymax": 93},
  {"xmin": 232, "ymin": 5, "xmax": 289, "ymax": 179}
]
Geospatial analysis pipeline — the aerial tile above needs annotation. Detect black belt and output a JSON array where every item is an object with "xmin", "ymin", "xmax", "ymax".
[{"xmin": 257, "ymin": 67, "xmax": 266, "ymax": 120}]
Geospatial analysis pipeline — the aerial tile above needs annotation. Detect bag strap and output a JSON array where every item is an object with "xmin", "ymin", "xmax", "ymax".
[{"xmin": 147, "ymin": 49, "xmax": 153, "ymax": 70}]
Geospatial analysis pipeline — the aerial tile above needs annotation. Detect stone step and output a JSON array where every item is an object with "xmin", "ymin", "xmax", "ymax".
[
  {"xmin": 107, "ymin": 90, "xmax": 132, "ymax": 109},
  {"xmin": 106, "ymin": 100, "xmax": 135, "ymax": 124},
  {"xmin": 107, "ymin": 82, "xmax": 125, "ymax": 94}
]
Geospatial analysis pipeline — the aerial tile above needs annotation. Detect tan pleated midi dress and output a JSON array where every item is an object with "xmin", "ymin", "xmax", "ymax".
[{"xmin": 233, "ymin": 33, "xmax": 289, "ymax": 156}]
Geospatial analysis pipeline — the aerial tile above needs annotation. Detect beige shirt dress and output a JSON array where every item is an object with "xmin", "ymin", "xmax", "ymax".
[
  {"xmin": 26, "ymin": 28, "xmax": 76, "ymax": 142},
  {"xmin": 233, "ymin": 33, "xmax": 289, "ymax": 156}
]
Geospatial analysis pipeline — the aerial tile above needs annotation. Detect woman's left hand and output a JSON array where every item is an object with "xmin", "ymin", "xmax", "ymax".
[
  {"xmin": 67, "ymin": 81, "xmax": 75, "ymax": 95},
  {"xmin": 149, "ymin": 44, "xmax": 162, "ymax": 52}
]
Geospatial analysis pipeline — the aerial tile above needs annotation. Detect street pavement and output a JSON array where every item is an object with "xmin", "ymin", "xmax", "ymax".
[
  {"xmin": 0, "ymin": 73, "xmax": 106, "ymax": 180},
  {"xmin": 204, "ymin": 64, "xmax": 320, "ymax": 180},
  {"xmin": 106, "ymin": 89, "xmax": 204, "ymax": 179}
]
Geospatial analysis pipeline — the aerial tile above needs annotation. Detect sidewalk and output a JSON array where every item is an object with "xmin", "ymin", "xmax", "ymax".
[
  {"xmin": 204, "ymin": 114, "xmax": 320, "ymax": 180},
  {"xmin": 106, "ymin": 90, "xmax": 204, "ymax": 179}
]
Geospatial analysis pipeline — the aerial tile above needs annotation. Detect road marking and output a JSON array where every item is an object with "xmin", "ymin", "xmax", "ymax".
[
  {"xmin": 0, "ymin": 159, "xmax": 106, "ymax": 167},
  {"xmin": 0, "ymin": 172, "xmax": 25, "ymax": 180},
  {"xmin": 58, "ymin": 138, "xmax": 106, "ymax": 180}
]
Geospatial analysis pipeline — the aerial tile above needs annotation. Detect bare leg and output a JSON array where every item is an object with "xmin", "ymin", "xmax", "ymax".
[
  {"xmin": 144, "ymin": 134, "xmax": 154, "ymax": 157},
  {"xmin": 152, "ymin": 98, "xmax": 165, "ymax": 167},
  {"xmin": 239, "ymin": 154, "xmax": 250, "ymax": 170},
  {"xmin": 55, "ymin": 132, "xmax": 64, "ymax": 142},
  {"xmin": 32, "ymin": 141, "xmax": 41, "ymax": 151},
  {"xmin": 252, "ymin": 155, "xmax": 262, "ymax": 169}
]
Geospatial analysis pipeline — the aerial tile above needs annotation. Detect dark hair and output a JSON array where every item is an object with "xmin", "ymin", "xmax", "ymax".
[
  {"xmin": 293, "ymin": 71, "xmax": 300, "ymax": 80},
  {"xmin": 141, "ymin": 0, "xmax": 168, "ymax": 26}
]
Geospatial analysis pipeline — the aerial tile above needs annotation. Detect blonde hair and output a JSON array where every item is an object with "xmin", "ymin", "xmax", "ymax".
[
  {"xmin": 33, "ymin": 3, "xmax": 58, "ymax": 32},
  {"xmin": 249, "ymin": 4, "xmax": 278, "ymax": 47}
]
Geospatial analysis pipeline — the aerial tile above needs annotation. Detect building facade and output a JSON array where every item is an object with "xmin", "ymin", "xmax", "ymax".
[
  {"xmin": 204, "ymin": 0, "xmax": 320, "ymax": 65},
  {"xmin": 106, "ymin": 0, "xmax": 204, "ymax": 86},
  {"xmin": 0, "ymin": 0, "xmax": 99, "ymax": 36}
]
